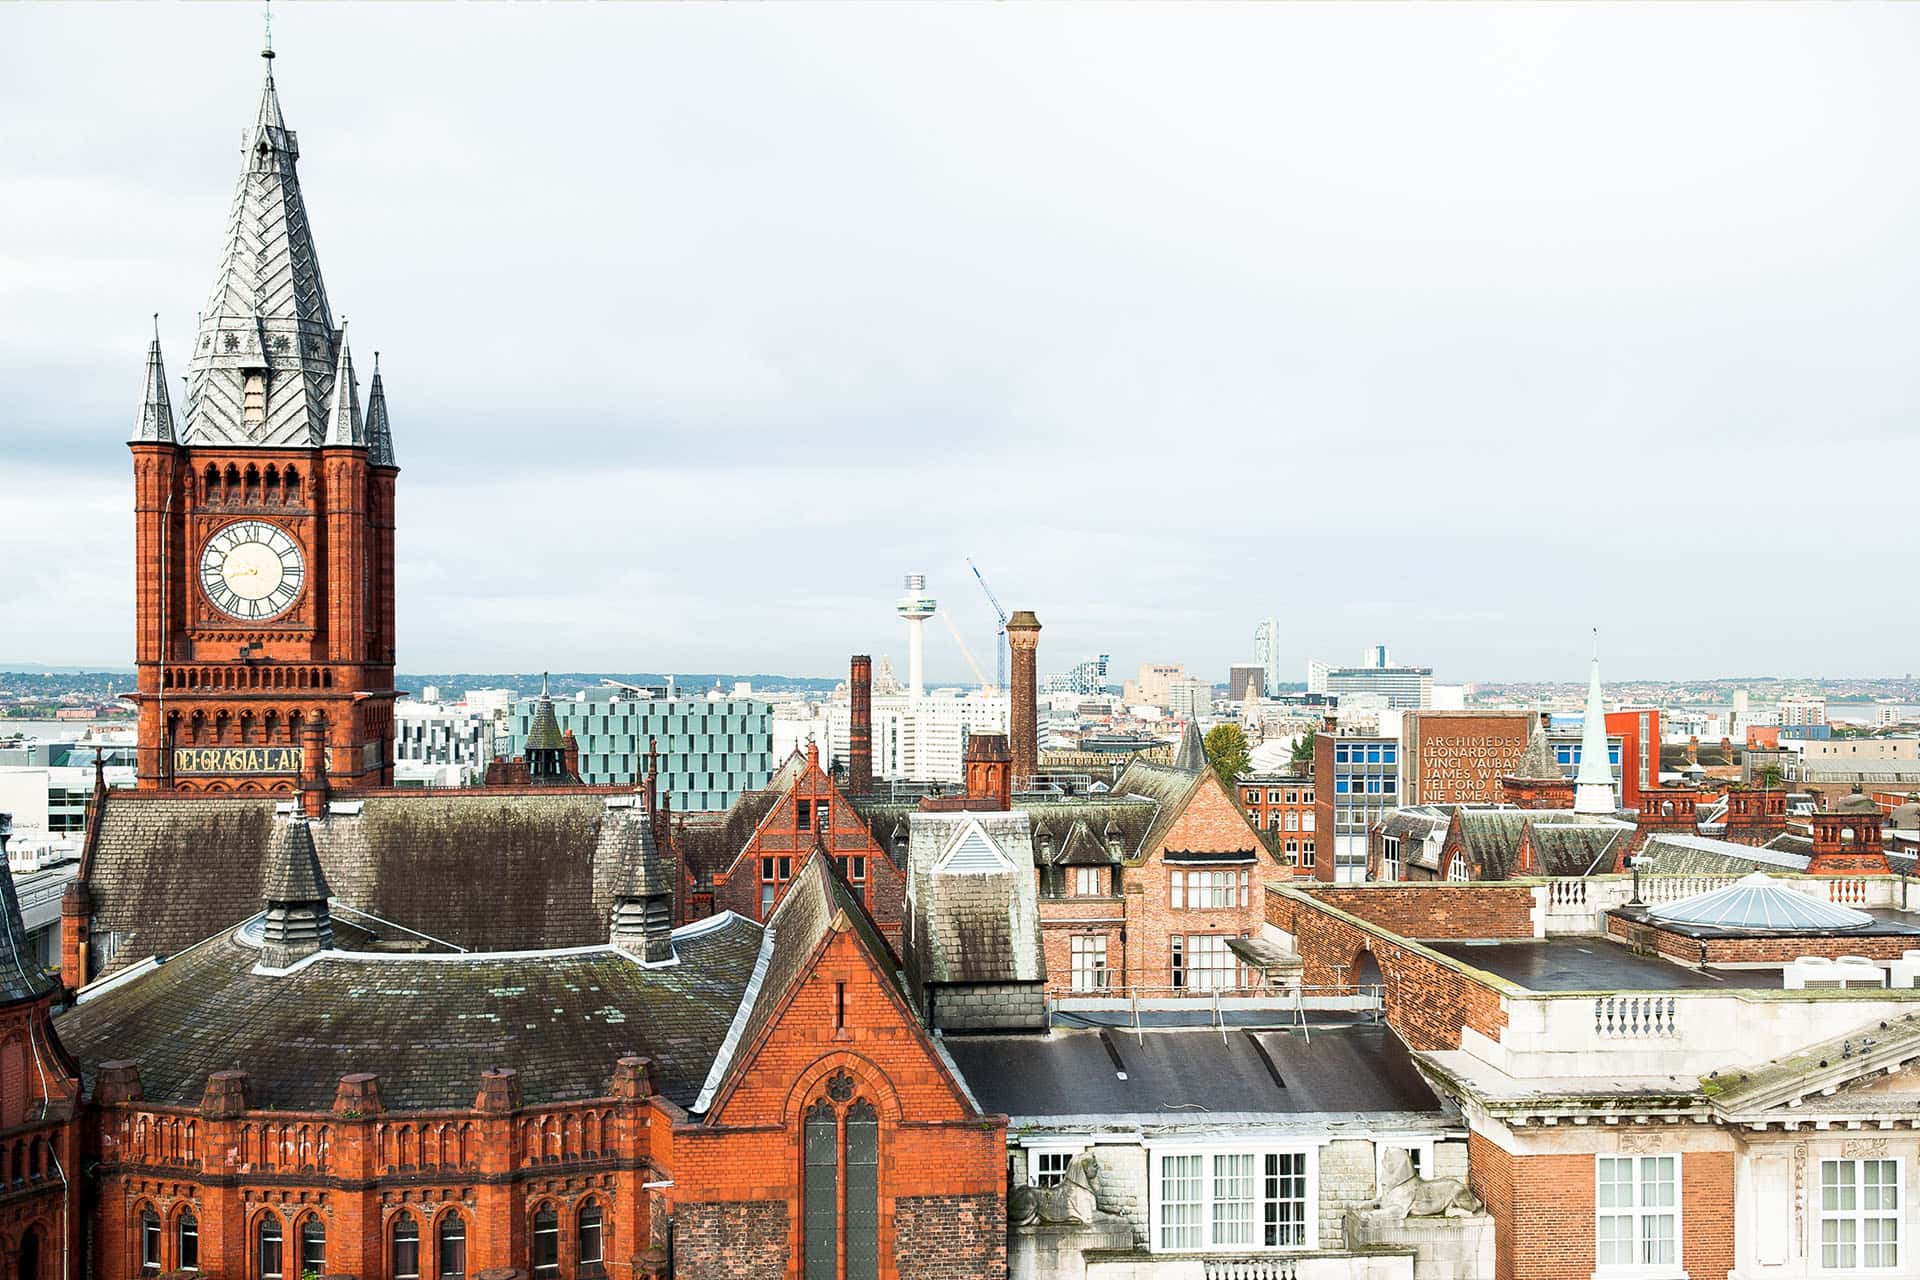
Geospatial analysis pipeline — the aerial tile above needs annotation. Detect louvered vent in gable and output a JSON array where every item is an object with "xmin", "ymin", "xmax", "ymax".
[{"xmin": 937, "ymin": 820, "xmax": 1012, "ymax": 874}]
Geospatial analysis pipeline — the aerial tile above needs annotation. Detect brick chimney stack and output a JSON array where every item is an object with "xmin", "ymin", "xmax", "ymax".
[
  {"xmin": 964, "ymin": 734, "xmax": 1012, "ymax": 812},
  {"xmin": 1007, "ymin": 611, "xmax": 1042, "ymax": 789},
  {"xmin": 299, "ymin": 719, "xmax": 329, "ymax": 819},
  {"xmin": 848, "ymin": 655, "xmax": 873, "ymax": 795}
]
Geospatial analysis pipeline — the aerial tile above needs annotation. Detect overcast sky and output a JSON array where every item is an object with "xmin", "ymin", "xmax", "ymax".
[{"xmin": 4, "ymin": 4, "xmax": 1918, "ymax": 684}]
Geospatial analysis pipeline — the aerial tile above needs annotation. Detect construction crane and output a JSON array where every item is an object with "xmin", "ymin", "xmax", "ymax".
[
  {"xmin": 937, "ymin": 610, "xmax": 994, "ymax": 691},
  {"xmin": 966, "ymin": 557, "xmax": 1010, "ymax": 691}
]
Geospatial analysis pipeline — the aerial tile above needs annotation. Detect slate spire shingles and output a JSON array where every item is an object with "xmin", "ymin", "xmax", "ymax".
[
  {"xmin": 132, "ymin": 319, "xmax": 176, "ymax": 444},
  {"xmin": 365, "ymin": 351, "xmax": 396, "ymax": 466},
  {"xmin": 183, "ymin": 47, "xmax": 343, "ymax": 447},
  {"xmin": 0, "ymin": 820, "xmax": 54, "ymax": 1004},
  {"xmin": 258, "ymin": 815, "xmax": 333, "ymax": 969}
]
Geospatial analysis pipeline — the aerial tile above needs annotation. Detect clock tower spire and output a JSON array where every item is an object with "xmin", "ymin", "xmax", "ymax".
[{"xmin": 130, "ymin": 42, "xmax": 398, "ymax": 795}]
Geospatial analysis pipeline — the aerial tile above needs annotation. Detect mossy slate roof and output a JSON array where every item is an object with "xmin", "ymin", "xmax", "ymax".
[
  {"xmin": 55, "ymin": 913, "xmax": 764, "ymax": 1113},
  {"xmin": 86, "ymin": 793, "xmax": 653, "ymax": 974}
]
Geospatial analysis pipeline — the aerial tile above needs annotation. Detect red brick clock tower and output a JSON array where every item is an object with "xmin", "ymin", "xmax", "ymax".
[{"xmin": 129, "ymin": 46, "xmax": 398, "ymax": 794}]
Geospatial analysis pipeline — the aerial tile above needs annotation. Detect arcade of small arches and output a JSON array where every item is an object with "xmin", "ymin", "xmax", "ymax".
[
  {"xmin": 198, "ymin": 464, "xmax": 304, "ymax": 509},
  {"xmin": 163, "ymin": 667, "xmax": 334, "ymax": 692},
  {"xmin": 126, "ymin": 1197, "xmax": 611, "ymax": 1280},
  {"xmin": 165, "ymin": 706, "xmax": 329, "ymax": 747}
]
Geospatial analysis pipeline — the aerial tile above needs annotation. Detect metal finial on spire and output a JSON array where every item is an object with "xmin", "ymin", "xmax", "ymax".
[
  {"xmin": 263, "ymin": 0, "xmax": 274, "ymax": 59},
  {"xmin": 153, "ymin": 312, "xmax": 161, "ymax": 340},
  {"xmin": 542, "ymin": 672, "xmax": 550, "ymax": 697}
]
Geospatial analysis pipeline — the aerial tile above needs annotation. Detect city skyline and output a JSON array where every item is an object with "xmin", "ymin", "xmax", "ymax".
[{"xmin": 7, "ymin": 5, "xmax": 1920, "ymax": 681}]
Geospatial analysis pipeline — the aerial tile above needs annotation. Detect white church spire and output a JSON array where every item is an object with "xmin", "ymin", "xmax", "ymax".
[{"xmin": 1574, "ymin": 630, "xmax": 1616, "ymax": 815}]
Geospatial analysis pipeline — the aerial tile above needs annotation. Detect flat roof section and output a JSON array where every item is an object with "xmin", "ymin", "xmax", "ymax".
[
  {"xmin": 943, "ymin": 1024, "xmax": 1443, "ymax": 1119},
  {"xmin": 1427, "ymin": 939, "xmax": 1785, "ymax": 992}
]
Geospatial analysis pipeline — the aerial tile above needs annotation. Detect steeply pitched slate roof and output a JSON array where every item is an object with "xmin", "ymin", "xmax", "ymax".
[
  {"xmin": 0, "ymin": 860, "xmax": 54, "ymax": 1007},
  {"xmin": 698, "ymin": 854, "xmax": 902, "ymax": 1114},
  {"xmin": 1456, "ymin": 810, "xmax": 1535, "ymax": 880},
  {"xmin": 1112, "ymin": 761, "xmax": 1207, "ymax": 857},
  {"xmin": 906, "ymin": 814, "xmax": 1042, "ymax": 985},
  {"xmin": 857, "ymin": 795, "xmax": 1160, "ymax": 867},
  {"xmin": 525, "ymin": 695, "xmax": 567, "ymax": 752},
  {"xmin": 1526, "ymin": 824, "xmax": 1626, "ymax": 877},
  {"xmin": 1454, "ymin": 808, "xmax": 1631, "ymax": 880},
  {"xmin": 1056, "ymin": 820, "xmax": 1115, "ymax": 867},
  {"xmin": 1174, "ymin": 721, "xmax": 1207, "ymax": 773},
  {"xmin": 56, "ymin": 913, "xmax": 764, "ymax": 1112},
  {"xmin": 86, "ymin": 793, "xmax": 651, "ymax": 973},
  {"xmin": 262, "ymin": 817, "xmax": 328, "ymax": 902},
  {"xmin": 1638, "ymin": 832, "xmax": 1810, "ymax": 876},
  {"xmin": 677, "ymin": 788, "xmax": 785, "ymax": 884},
  {"xmin": 1511, "ymin": 725, "xmax": 1560, "ymax": 781}
]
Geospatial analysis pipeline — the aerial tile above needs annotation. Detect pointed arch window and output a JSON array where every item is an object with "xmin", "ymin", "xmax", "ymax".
[
  {"xmin": 391, "ymin": 1214, "xmax": 419, "ymax": 1280},
  {"xmin": 178, "ymin": 1210, "xmax": 199, "ymax": 1273},
  {"xmin": 140, "ymin": 1206, "xmax": 162, "ymax": 1274},
  {"xmin": 298, "ymin": 1217, "xmax": 325, "ymax": 1277},
  {"xmin": 577, "ymin": 1202, "xmax": 603, "ymax": 1267},
  {"xmin": 530, "ymin": 1206, "xmax": 559, "ymax": 1278},
  {"xmin": 437, "ymin": 1213, "xmax": 466, "ymax": 1280},
  {"xmin": 802, "ymin": 1077, "xmax": 881, "ymax": 1280},
  {"xmin": 257, "ymin": 1214, "xmax": 284, "ymax": 1280}
]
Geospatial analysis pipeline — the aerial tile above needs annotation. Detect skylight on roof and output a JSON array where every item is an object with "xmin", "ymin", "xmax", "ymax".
[{"xmin": 1647, "ymin": 871, "xmax": 1873, "ymax": 932}]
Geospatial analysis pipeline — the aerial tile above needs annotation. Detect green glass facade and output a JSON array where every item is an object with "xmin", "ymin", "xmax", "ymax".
[{"xmin": 507, "ymin": 692, "xmax": 773, "ymax": 810}]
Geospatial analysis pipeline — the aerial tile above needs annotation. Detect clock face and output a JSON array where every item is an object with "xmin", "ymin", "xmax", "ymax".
[{"xmin": 200, "ymin": 520, "xmax": 305, "ymax": 620}]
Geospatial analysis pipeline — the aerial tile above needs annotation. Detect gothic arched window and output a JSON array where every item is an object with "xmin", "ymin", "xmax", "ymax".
[
  {"xmin": 437, "ymin": 1212, "xmax": 467, "ymax": 1280},
  {"xmin": 256, "ymin": 1214, "xmax": 284, "ymax": 1280},
  {"xmin": 577, "ymin": 1202, "xmax": 603, "ymax": 1267},
  {"xmin": 530, "ymin": 1206, "xmax": 558, "ymax": 1278},
  {"xmin": 178, "ymin": 1210, "xmax": 199, "ymax": 1274},
  {"xmin": 391, "ymin": 1214, "xmax": 419, "ymax": 1280},
  {"xmin": 139, "ymin": 1206, "xmax": 161, "ymax": 1274},
  {"xmin": 298, "ymin": 1217, "xmax": 325, "ymax": 1277},
  {"xmin": 802, "ymin": 1077, "xmax": 881, "ymax": 1280}
]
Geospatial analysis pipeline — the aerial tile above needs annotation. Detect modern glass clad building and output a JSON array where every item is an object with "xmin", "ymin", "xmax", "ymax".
[
  {"xmin": 507, "ymin": 690, "xmax": 773, "ymax": 810},
  {"xmin": 1330, "ymin": 736, "xmax": 1399, "ymax": 883}
]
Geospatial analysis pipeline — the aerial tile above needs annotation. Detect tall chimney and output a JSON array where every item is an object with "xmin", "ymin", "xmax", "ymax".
[
  {"xmin": 299, "ymin": 719, "xmax": 329, "ymax": 819},
  {"xmin": 849, "ymin": 655, "xmax": 873, "ymax": 794},
  {"xmin": 1007, "ymin": 611, "xmax": 1042, "ymax": 788}
]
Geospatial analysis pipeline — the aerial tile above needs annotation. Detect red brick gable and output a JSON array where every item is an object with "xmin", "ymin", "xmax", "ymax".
[
  {"xmin": 675, "ymin": 891, "xmax": 1005, "ymax": 1280},
  {"xmin": 703, "ymin": 921, "xmax": 977, "ymax": 1128},
  {"xmin": 1144, "ymin": 771, "xmax": 1266, "ymax": 863},
  {"xmin": 709, "ymin": 748, "xmax": 903, "ymax": 940}
]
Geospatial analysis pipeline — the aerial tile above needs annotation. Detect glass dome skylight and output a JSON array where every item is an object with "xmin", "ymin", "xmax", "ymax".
[{"xmin": 1647, "ymin": 871, "xmax": 1873, "ymax": 932}]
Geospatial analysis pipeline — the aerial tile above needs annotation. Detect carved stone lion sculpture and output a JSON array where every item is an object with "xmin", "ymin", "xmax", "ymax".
[
  {"xmin": 1372, "ymin": 1148, "xmax": 1483, "ymax": 1218},
  {"xmin": 1010, "ymin": 1151, "xmax": 1100, "ymax": 1229}
]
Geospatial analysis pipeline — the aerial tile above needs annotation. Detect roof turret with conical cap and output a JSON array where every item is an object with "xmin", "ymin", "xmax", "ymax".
[
  {"xmin": 322, "ymin": 324, "xmax": 364, "ymax": 446},
  {"xmin": 526, "ymin": 674, "xmax": 566, "ymax": 753},
  {"xmin": 365, "ymin": 352, "xmax": 396, "ymax": 466},
  {"xmin": 1511, "ymin": 717, "xmax": 1560, "ymax": 782},
  {"xmin": 1574, "ymin": 632, "xmax": 1616, "ymax": 815},
  {"xmin": 182, "ymin": 44, "xmax": 347, "ymax": 448},
  {"xmin": 1175, "ymin": 719, "xmax": 1207, "ymax": 773},
  {"xmin": 258, "ymin": 815, "xmax": 333, "ymax": 969},
  {"xmin": 132, "ymin": 317, "xmax": 176, "ymax": 443},
  {"xmin": 608, "ymin": 805, "xmax": 675, "ymax": 963}
]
